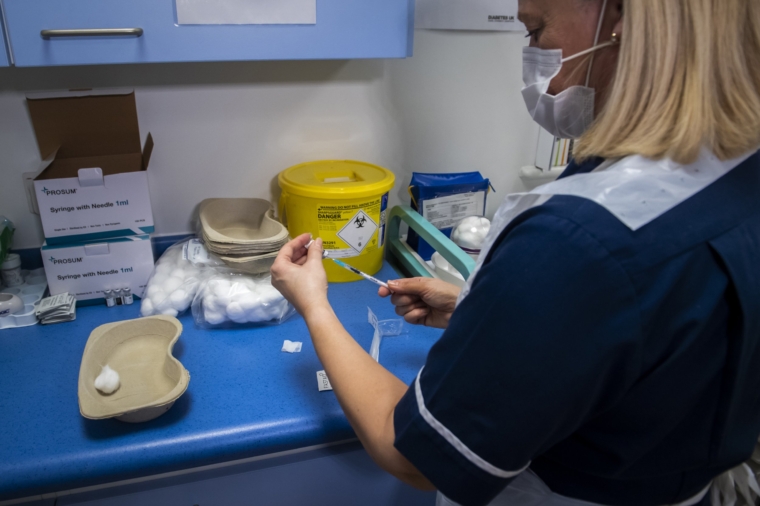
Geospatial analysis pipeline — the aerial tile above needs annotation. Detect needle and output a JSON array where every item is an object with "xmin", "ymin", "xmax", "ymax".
[{"xmin": 331, "ymin": 259, "xmax": 389, "ymax": 289}]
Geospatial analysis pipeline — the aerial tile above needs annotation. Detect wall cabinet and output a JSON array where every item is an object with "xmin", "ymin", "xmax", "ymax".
[{"xmin": 3, "ymin": 0, "xmax": 414, "ymax": 67}]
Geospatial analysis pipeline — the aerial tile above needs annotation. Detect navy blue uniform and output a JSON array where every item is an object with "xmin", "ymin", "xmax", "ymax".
[{"xmin": 394, "ymin": 153, "xmax": 760, "ymax": 506}]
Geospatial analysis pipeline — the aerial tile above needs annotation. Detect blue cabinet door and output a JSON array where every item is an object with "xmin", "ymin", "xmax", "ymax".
[
  {"xmin": 4, "ymin": 0, "xmax": 414, "ymax": 67},
  {"xmin": 0, "ymin": 2, "xmax": 10, "ymax": 66}
]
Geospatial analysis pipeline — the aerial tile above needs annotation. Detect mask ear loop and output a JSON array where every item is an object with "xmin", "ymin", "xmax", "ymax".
[{"xmin": 585, "ymin": 0, "xmax": 609, "ymax": 86}]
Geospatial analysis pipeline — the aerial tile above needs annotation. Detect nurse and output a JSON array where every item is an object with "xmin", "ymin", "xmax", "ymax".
[{"xmin": 271, "ymin": 0, "xmax": 760, "ymax": 504}]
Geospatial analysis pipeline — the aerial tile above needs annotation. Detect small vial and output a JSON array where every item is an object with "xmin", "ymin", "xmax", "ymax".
[
  {"xmin": 104, "ymin": 290, "xmax": 116, "ymax": 308},
  {"xmin": 115, "ymin": 289, "xmax": 124, "ymax": 306},
  {"xmin": 1, "ymin": 253, "xmax": 24, "ymax": 287},
  {"xmin": 122, "ymin": 288, "xmax": 134, "ymax": 305}
]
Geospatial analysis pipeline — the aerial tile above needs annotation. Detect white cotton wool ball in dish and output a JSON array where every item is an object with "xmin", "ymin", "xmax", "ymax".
[
  {"xmin": 140, "ymin": 298, "xmax": 155, "ymax": 317},
  {"xmin": 162, "ymin": 276, "xmax": 184, "ymax": 294},
  {"xmin": 94, "ymin": 365, "xmax": 120, "ymax": 395}
]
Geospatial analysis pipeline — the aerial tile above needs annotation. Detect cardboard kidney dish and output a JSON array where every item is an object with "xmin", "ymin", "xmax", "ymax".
[{"xmin": 78, "ymin": 315, "xmax": 190, "ymax": 423}]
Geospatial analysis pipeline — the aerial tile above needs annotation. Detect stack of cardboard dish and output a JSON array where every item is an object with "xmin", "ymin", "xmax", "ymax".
[{"xmin": 199, "ymin": 198, "xmax": 289, "ymax": 274}]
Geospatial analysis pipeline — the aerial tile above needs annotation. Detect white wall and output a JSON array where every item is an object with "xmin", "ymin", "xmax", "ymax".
[
  {"xmin": 0, "ymin": 30, "xmax": 535, "ymax": 249},
  {"xmin": 387, "ymin": 30, "xmax": 538, "ymax": 217}
]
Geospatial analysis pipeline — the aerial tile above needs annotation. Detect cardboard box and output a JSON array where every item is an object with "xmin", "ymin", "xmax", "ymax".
[
  {"xmin": 29, "ymin": 90, "xmax": 155, "ymax": 245},
  {"xmin": 41, "ymin": 236, "xmax": 155, "ymax": 304}
]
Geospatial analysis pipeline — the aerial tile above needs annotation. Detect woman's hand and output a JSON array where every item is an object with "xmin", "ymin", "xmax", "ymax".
[
  {"xmin": 271, "ymin": 234, "xmax": 329, "ymax": 318},
  {"xmin": 378, "ymin": 278, "xmax": 461, "ymax": 329}
]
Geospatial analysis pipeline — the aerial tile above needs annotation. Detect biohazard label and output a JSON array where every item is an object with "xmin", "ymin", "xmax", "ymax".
[
  {"xmin": 337, "ymin": 210, "xmax": 377, "ymax": 253},
  {"xmin": 317, "ymin": 194, "xmax": 387, "ymax": 258}
]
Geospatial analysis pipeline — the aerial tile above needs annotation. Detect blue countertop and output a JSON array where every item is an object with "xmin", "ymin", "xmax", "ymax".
[{"xmin": 0, "ymin": 263, "xmax": 443, "ymax": 501}]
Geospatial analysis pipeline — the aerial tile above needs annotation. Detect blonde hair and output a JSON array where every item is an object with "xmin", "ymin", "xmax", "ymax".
[{"xmin": 574, "ymin": 0, "xmax": 760, "ymax": 164}]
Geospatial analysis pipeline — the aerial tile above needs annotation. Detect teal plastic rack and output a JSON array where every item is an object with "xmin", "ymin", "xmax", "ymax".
[{"xmin": 385, "ymin": 205, "xmax": 476, "ymax": 280}]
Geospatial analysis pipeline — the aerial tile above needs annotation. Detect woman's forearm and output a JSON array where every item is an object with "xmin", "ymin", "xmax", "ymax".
[{"xmin": 304, "ymin": 303, "xmax": 434, "ymax": 490}]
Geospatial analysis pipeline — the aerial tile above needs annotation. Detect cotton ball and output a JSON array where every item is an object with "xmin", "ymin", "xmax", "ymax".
[
  {"xmin": 228, "ymin": 280, "xmax": 251, "ymax": 296},
  {"xmin": 231, "ymin": 285, "xmax": 256, "ymax": 304},
  {"xmin": 210, "ymin": 278, "xmax": 232, "ymax": 292},
  {"xmin": 246, "ymin": 304, "xmax": 270, "ymax": 323},
  {"xmin": 154, "ymin": 263, "xmax": 172, "ymax": 276},
  {"xmin": 184, "ymin": 278, "xmax": 200, "ymax": 291},
  {"xmin": 94, "ymin": 365, "xmax": 120, "ymax": 395},
  {"xmin": 229, "ymin": 312, "xmax": 248, "ymax": 324},
  {"xmin": 162, "ymin": 276, "xmax": 184, "ymax": 294},
  {"xmin": 140, "ymin": 298, "xmax": 155, "ymax": 317},
  {"xmin": 214, "ymin": 283, "xmax": 233, "ymax": 307},
  {"xmin": 146, "ymin": 284, "xmax": 164, "ymax": 300},
  {"xmin": 155, "ymin": 296, "xmax": 174, "ymax": 313},
  {"xmin": 204, "ymin": 310, "xmax": 226, "ymax": 326},
  {"xmin": 269, "ymin": 299, "xmax": 289, "ymax": 320},
  {"xmin": 151, "ymin": 273, "xmax": 169, "ymax": 287},
  {"xmin": 452, "ymin": 217, "xmax": 491, "ymax": 251},
  {"xmin": 169, "ymin": 268, "xmax": 186, "ymax": 280},
  {"xmin": 226, "ymin": 302, "xmax": 245, "ymax": 321},
  {"xmin": 161, "ymin": 308, "xmax": 179, "ymax": 317},
  {"xmin": 170, "ymin": 289, "xmax": 192, "ymax": 312},
  {"xmin": 239, "ymin": 277, "xmax": 258, "ymax": 292},
  {"xmin": 258, "ymin": 284, "xmax": 284, "ymax": 306},
  {"xmin": 203, "ymin": 294, "xmax": 219, "ymax": 313},
  {"xmin": 238, "ymin": 294, "xmax": 260, "ymax": 315}
]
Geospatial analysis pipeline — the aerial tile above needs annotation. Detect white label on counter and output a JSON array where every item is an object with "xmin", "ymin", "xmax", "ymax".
[
  {"xmin": 317, "ymin": 371, "xmax": 333, "ymax": 392},
  {"xmin": 422, "ymin": 191, "xmax": 486, "ymax": 230}
]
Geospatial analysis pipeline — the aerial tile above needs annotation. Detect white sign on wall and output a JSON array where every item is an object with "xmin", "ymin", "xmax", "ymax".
[
  {"xmin": 177, "ymin": 0, "xmax": 316, "ymax": 25},
  {"xmin": 415, "ymin": 0, "xmax": 525, "ymax": 32}
]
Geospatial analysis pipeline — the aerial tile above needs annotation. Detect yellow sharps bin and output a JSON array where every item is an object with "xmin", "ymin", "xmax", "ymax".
[{"xmin": 278, "ymin": 160, "xmax": 395, "ymax": 282}]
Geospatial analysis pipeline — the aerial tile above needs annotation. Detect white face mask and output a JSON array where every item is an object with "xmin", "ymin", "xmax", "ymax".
[{"xmin": 521, "ymin": 0, "xmax": 616, "ymax": 139}]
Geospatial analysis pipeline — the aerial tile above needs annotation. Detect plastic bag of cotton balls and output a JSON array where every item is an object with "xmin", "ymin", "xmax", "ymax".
[
  {"xmin": 140, "ymin": 239, "xmax": 221, "ymax": 318},
  {"xmin": 191, "ymin": 273, "xmax": 295, "ymax": 329},
  {"xmin": 451, "ymin": 216, "xmax": 491, "ymax": 258}
]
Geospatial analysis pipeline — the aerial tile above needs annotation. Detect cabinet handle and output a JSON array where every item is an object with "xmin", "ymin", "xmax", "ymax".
[{"xmin": 41, "ymin": 28, "xmax": 144, "ymax": 39}]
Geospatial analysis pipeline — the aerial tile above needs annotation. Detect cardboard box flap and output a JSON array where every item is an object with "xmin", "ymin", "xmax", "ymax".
[
  {"xmin": 142, "ymin": 133, "xmax": 154, "ymax": 170},
  {"xmin": 27, "ymin": 90, "xmax": 142, "ymax": 161}
]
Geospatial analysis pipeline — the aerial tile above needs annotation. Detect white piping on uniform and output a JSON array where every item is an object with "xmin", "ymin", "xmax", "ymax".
[
  {"xmin": 673, "ymin": 483, "xmax": 711, "ymax": 506},
  {"xmin": 414, "ymin": 368, "xmax": 530, "ymax": 479}
]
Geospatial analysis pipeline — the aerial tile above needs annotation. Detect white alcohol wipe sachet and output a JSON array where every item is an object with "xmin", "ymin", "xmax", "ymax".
[{"xmin": 282, "ymin": 340, "xmax": 303, "ymax": 353}]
